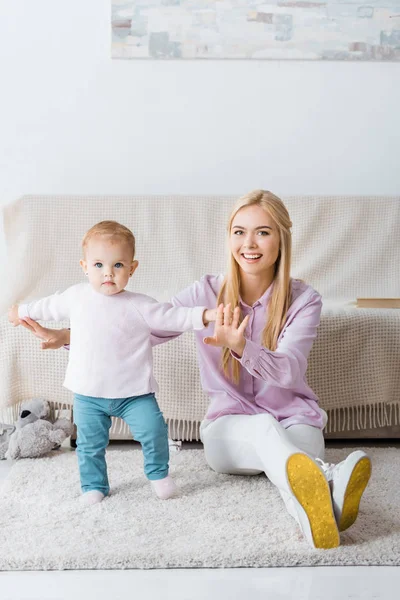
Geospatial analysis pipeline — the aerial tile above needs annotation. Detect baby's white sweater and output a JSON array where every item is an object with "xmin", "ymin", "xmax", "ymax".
[{"xmin": 19, "ymin": 283, "xmax": 206, "ymax": 399}]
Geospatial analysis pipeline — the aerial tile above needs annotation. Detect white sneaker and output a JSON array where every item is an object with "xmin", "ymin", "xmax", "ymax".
[
  {"xmin": 286, "ymin": 453, "xmax": 340, "ymax": 549},
  {"xmin": 316, "ymin": 451, "xmax": 371, "ymax": 531}
]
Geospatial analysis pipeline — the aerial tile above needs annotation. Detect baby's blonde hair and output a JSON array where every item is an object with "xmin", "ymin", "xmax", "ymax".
[
  {"xmin": 82, "ymin": 221, "xmax": 136, "ymax": 258},
  {"xmin": 218, "ymin": 190, "xmax": 293, "ymax": 384}
]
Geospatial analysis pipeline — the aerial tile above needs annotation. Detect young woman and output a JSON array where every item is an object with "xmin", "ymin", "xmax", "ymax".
[{"xmin": 19, "ymin": 190, "xmax": 371, "ymax": 549}]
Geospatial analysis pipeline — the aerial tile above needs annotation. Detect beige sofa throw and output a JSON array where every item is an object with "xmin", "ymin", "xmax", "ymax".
[{"xmin": 1, "ymin": 195, "xmax": 399, "ymax": 438}]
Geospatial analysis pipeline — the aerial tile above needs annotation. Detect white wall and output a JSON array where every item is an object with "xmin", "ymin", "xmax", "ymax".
[{"xmin": 0, "ymin": 0, "xmax": 399, "ymax": 208}]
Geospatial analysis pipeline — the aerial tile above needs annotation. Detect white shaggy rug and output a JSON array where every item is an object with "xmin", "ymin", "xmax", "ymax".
[{"xmin": 0, "ymin": 447, "xmax": 398, "ymax": 570}]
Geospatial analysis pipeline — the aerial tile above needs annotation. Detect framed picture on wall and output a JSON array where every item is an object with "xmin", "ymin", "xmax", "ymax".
[{"xmin": 111, "ymin": 0, "xmax": 400, "ymax": 60}]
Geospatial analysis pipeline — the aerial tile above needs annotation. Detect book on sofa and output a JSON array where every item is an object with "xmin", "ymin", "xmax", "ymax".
[{"xmin": 356, "ymin": 298, "xmax": 400, "ymax": 309}]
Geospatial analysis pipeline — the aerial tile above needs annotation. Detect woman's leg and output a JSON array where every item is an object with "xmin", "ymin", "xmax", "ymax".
[
  {"xmin": 279, "ymin": 410, "xmax": 363, "ymax": 517},
  {"xmin": 286, "ymin": 423, "xmax": 371, "ymax": 532},
  {"xmin": 201, "ymin": 414, "xmax": 322, "ymax": 481},
  {"xmin": 279, "ymin": 423, "xmax": 326, "ymax": 529},
  {"xmin": 286, "ymin": 423, "xmax": 325, "ymax": 460},
  {"xmin": 73, "ymin": 394, "xmax": 111, "ymax": 499},
  {"xmin": 201, "ymin": 414, "xmax": 339, "ymax": 549}
]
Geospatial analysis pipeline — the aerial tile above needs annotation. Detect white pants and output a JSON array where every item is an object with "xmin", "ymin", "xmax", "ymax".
[{"xmin": 200, "ymin": 413, "xmax": 326, "ymax": 525}]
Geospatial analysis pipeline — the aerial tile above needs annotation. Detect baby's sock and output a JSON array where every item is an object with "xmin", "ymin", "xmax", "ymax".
[
  {"xmin": 80, "ymin": 490, "xmax": 105, "ymax": 506},
  {"xmin": 151, "ymin": 475, "xmax": 178, "ymax": 500}
]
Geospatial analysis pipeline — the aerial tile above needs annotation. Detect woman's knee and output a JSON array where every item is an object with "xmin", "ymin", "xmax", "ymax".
[{"xmin": 285, "ymin": 424, "xmax": 325, "ymax": 460}]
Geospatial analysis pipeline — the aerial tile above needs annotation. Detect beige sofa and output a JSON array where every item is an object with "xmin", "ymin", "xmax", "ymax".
[{"xmin": 1, "ymin": 195, "xmax": 399, "ymax": 440}]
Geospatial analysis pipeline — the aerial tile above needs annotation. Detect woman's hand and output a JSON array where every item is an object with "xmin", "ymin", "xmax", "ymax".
[
  {"xmin": 203, "ymin": 303, "xmax": 249, "ymax": 357},
  {"xmin": 18, "ymin": 317, "xmax": 70, "ymax": 350},
  {"xmin": 8, "ymin": 305, "xmax": 20, "ymax": 326}
]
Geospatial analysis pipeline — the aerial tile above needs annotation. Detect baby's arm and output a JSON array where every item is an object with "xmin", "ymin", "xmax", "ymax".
[
  {"xmin": 9, "ymin": 288, "xmax": 73, "ymax": 326},
  {"xmin": 150, "ymin": 279, "xmax": 206, "ymax": 346},
  {"xmin": 137, "ymin": 295, "xmax": 215, "ymax": 333}
]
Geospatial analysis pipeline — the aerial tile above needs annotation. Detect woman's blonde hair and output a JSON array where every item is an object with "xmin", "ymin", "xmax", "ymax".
[
  {"xmin": 217, "ymin": 190, "xmax": 293, "ymax": 383},
  {"xmin": 82, "ymin": 220, "xmax": 135, "ymax": 258}
]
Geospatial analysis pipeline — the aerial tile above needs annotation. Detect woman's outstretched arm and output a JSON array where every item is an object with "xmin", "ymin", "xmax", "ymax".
[{"xmin": 19, "ymin": 318, "xmax": 70, "ymax": 349}]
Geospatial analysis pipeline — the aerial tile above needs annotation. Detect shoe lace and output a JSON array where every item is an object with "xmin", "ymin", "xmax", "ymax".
[{"xmin": 315, "ymin": 458, "xmax": 338, "ymax": 481}]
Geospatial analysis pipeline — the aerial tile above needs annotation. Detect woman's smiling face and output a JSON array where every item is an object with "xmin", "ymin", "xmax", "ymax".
[{"xmin": 230, "ymin": 204, "xmax": 281, "ymax": 277}]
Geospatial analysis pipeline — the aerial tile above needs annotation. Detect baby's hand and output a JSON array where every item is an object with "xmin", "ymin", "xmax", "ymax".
[
  {"xmin": 203, "ymin": 308, "xmax": 218, "ymax": 326},
  {"xmin": 8, "ymin": 305, "xmax": 20, "ymax": 326}
]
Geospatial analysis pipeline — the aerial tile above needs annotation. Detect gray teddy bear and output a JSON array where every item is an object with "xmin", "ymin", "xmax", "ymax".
[{"xmin": 0, "ymin": 398, "xmax": 73, "ymax": 460}]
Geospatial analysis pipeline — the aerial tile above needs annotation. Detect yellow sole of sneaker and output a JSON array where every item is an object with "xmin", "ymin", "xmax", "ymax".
[
  {"xmin": 287, "ymin": 453, "xmax": 340, "ymax": 549},
  {"xmin": 339, "ymin": 456, "xmax": 372, "ymax": 532}
]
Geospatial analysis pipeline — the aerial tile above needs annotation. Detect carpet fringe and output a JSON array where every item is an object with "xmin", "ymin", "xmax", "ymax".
[{"xmin": 324, "ymin": 402, "xmax": 400, "ymax": 433}]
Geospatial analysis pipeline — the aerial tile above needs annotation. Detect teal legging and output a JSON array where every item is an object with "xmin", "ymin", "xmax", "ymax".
[{"xmin": 73, "ymin": 393, "xmax": 169, "ymax": 495}]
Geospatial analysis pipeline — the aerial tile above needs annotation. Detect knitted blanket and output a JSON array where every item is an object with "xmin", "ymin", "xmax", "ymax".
[{"xmin": 1, "ymin": 195, "xmax": 399, "ymax": 437}]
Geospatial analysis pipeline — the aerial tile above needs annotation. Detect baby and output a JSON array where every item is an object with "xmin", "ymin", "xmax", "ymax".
[{"xmin": 9, "ymin": 220, "xmax": 215, "ymax": 505}]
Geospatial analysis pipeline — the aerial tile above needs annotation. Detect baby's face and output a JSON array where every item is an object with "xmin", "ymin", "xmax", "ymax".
[{"xmin": 80, "ymin": 237, "xmax": 137, "ymax": 296}]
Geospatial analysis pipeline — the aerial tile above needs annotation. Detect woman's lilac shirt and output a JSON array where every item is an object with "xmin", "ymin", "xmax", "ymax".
[{"xmin": 151, "ymin": 275, "xmax": 325, "ymax": 430}]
